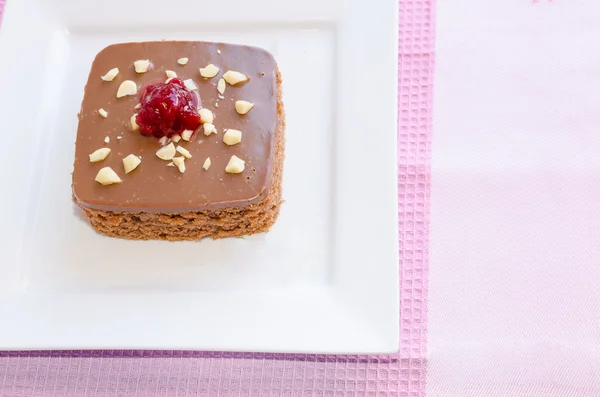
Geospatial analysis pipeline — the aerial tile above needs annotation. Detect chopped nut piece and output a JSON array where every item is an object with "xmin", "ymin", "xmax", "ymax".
[
  {"xmin": 199, "ymin": 108, "xmax": 214, "ymax": 124},
  {"xmin": 101, "ymin": 68, "xmax": 119, "ymax": 81},
  {"xmin": 172, "ymin": 135, "xmax": 181, "ymax": 143},
  {"xmin": 203, "ymin": 157, "xmax": 211, "ymax": 170},
  {"xmin": 199, "ymin": 64, "xmax": 220, "ymax": 78},
  {"xmin": 117, "ymin": 80, "xmax": 137, "ymax": 98},
  {"xmin": 172, "ymin": 156, "xmax": 186, "ymax": 173},
  {"xmin": 95, "ymin": 167, "xmax": 122, "ymax": 185},
  {"xmin": 122, "ymin": 154, "xmax": 142, "ymax": 174},
  {"xmin": 203, "ymin": 123, "xmax": 217, "ymax": 136},
  {"xmin": 225, "ymin": 155, "xmax": 245, "ymax": 173},
  {"xmin": 177, "ymin": 57, "xmax": 189, "ymax": 65},
  {"xmin": 223, "ymin": 70, "xmax": 248, "ymax": 85},
  {"xmin": 235, "ymin": 100, "xmax": 254, "ymax": 115},
  {"xmin": 181, "ymin": 129, "xmax": 194, "ymax": 141},
  {"xmin": 176, "ymin": 145, "xmax": 192, "ymax": 159},
  {"xmin": 165, "ymin": 77, "xmax": 174, "ymax": 84},
  {"xmin": 134, "ymin": 103, "xmax": 141, "ymax": 110},
  {"xmin": 167, "ymin": 162, "xmax": 175, "ymax": 167},
  {"xmin": 104, "ymin": 136, "xmax": 110, "ymax": 143},
  {"xmin": 134, "ymin": 59, "xmax": 151, "ymax": 73},
  {"xmin": 130, "ymin": 114, "xmax": 139, "ymax": 131},
  {"xmin": 158, "ymin": 136, "xmax": 168, "ymax": 146},
  {"xmin": 156, "ymin": 142, "xmax": 176, "ymax": 160},
  {"xmin": 165, "ymin": 70, "xmax": 177, "ymax": 78},
  {"xmin": 89, "ymin": 148, "xmax": 111, "ymax": 162},
  {"xmin": 98, "ymin": 108, "xmax": 108, "ymax": 118},
  {"xmin": 217, "ymin": 49, "xmax": 221, "ymax": 54},
  {"xmin": 217, "ymin": 78, "xmax": 226, "ymax": 94},
  {"xmin": 117, "ymin": 136, "xmax": 122, "ymax": 140},
  {"xmin": 184, "ymin": 79, "xmax": 198, "ymax": 90},
  {"xmin": 223, "ymin": 129, "xmax": 242, "ymax": 145}
]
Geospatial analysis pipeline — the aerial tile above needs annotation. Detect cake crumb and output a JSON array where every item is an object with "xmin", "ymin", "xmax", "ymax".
[{"xmin": 104, "ymin": 136, "xmax": 110, "ymax": 143}]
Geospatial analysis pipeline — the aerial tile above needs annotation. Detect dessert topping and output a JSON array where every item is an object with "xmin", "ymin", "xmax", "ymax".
[
  {"xmin": 199, "ymin": 108, "xmax": 214, "ymax": 124},
  {"xmin": 135, "ymin": 78, "xmax": 201, "ymax": 138},
  {"xmin": 235, "ymin": 100, "xmax": 254, "ymax": 115},
  {"xmin": 203, "ymin": 123, "xmax": 217, "ymax": 136},
  {"xmin": 134, "ymin": 60, "xmax": 151, "ymax": 73},
  {"xmin": 181, "ymin": 129, "xmax": 194, "ymax": 141},
  {"xmin": 117, "ymin": 80, "xmax": 138, "ymax": 98},
  {"xmin": 95, "ymin": 167, "xmax": 122, "ymax": 185},
  {"xmin": 123, "ymin": 154, "xmax": 142, "ymax": 173},
  {"xmin": 223, "ymin": 70, "xmax": 248, "ymax": 85},
  {"xmin": 217, "ymin": 78, "xmax": 226, "ymax": 94},
  {"xmin": 176, "ymin": 146, "xmax": 192, "ymax": 159},
  {"xmin": 101, "ymin": 68, "xmax": 119, "ymax": 81},
  {"xmin": 172, "ymin": 156, "xmax": 186, "ymax": 173},
  {"xmin": 223, "ymin": 129, "xmax": 242, "ymax": 146},
  {"xmin": 225, "ymin": 155, "xmax": 245, "ymax": 173},
  {"xmin": 199, "ymin": 64, "xmax": 219, "ymax": 78},
  {"xmin": 89, "ymin": 148, "xmax": 111, "ymax": 163},
  {"xmin": 156, "ymin": 142, "xmax": 176, "ymax": 160}
]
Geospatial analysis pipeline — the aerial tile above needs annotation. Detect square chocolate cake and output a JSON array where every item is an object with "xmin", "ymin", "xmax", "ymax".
[{"xmin": 72, "ymin": 41, "xmax": 285, "ymax": 240}]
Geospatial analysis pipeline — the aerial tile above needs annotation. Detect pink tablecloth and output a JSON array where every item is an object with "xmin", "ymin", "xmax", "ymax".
[{"xmin": 0, "ymin": 0, "xmax": 434, "ymax": 395}]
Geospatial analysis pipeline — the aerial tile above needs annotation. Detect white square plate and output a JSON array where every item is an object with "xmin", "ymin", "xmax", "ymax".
[{"xmin": 0, "ymin": 0, "xmax": 398, "ymax": 353}]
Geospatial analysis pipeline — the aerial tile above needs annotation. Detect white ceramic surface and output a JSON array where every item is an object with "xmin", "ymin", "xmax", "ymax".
[{"xmin": 0, "ymin": 0, "xmax": 399, "ymax": 353}]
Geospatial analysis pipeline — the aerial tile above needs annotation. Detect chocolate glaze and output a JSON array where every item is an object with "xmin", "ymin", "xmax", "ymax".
[{"xmin": 72, "ymin": 41, "xmax": 279, "ymax": 213}]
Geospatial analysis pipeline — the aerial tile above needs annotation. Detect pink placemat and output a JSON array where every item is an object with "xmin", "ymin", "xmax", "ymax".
[{"xmin": 0, "ymin": 0, "xmax": 434, "ymax": 395}]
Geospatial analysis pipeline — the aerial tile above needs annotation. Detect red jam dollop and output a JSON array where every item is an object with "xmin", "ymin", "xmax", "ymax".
[{"xmin": 135, "ymin": 78, "xmax": 201, "ymax": 138}]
